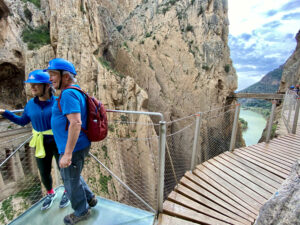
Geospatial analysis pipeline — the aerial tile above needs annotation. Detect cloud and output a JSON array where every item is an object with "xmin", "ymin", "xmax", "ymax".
[
  {"xmin": 262, "ymin": 21, "xmax": 281, "ymax": 29},
  {"xmin": 282, "ymin": 12, "xmax": 300, "ymax": 20},
  {"xmin": 228, "ymin": 0, "xmax": 300, "ymax": 90},
  {"xmin": 241, "ymin": 33, "xmax": 251, "ymax": 41},
  {"xmin": 266, "ymin": 10, "xmax": 278, "ymax": 17},
  {"xmin": 280, "ymin": 0, "xmax": 300, "ymax": 11}
]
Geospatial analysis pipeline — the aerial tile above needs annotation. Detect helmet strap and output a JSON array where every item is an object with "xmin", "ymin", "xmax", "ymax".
[
  {"xmin": 58, "ymin": 70, "xmax": 63, "ymax": 90},
  {"xmin": 39, "ymin": 84, "xmax": 47, "ymax": 98}
]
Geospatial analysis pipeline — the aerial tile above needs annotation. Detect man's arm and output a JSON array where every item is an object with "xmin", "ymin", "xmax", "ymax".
[{"xmin": 59, "ymin": 113, "xmax": 82, "ymax": 168}]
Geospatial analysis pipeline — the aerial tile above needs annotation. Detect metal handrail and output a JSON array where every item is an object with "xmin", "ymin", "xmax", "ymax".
[{"xmin": 0, "ymin": 135, "xmax": 32, "ymax": 168}]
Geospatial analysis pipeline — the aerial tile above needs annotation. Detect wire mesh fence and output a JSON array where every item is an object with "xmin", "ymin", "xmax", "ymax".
[
  {"xmin": 0, "ymin": 103, "xmax": 246, "ymax": 222},
  {"xmin": 163, "ymin": 104, "xmax": 239, "ymax": 199},
  {"xmin": 282, "ymin": 90, "xmax": 299, "ymax": 133},
  {"xmin": 164, "ymin": 114, "xmax": 196, "ymax": 199},
  {"xmin": 82, "ymin": 111, "xmax": 160, "ymax": 212}
]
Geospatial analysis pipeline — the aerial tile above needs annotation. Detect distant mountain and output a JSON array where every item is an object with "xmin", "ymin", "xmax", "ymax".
[
  {"xmin": 238, "ymin": 66, "xmax": 283, "ymax": 110},
  {"xmin": 239, "ymin": 65, "xmax": 283, "ymax": 94}
]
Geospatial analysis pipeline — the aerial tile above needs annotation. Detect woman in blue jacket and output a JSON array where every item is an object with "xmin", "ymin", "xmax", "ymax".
[{"xmin": 0, "ymin": 70, "xmax": 69, "ymax": 210}]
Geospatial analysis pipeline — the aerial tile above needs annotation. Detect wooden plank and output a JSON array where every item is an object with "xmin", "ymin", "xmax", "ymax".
[
  {"xmin": 268, "ymin": 139, "xmax": 300, "ymax": 152},
  {"xmin": 268, "ymin": 139, "xmax": 300, "ymax": 154},
  {"xmin": 244, "ymin": 146, "xmax": 294, "ymax": 168},
  {"xmin": 206, "ymin": 159, "xmax": 272, "ymax": 200},
  {"xmin": 223, "ymin": 151, "xmax": 284, "ymax": 184},
  {"xmin": 257, "ymin": 143, "xmax": 300, "ymax": 159},
  {"xmin": 249, "ymin": 145, "xmax": 295, "ymax": 165},
  {"xmin": 253, "ymin": 143, "xmax": 298, "ymax": 162},
  {"xmin": 220, "ymin": 153, "xmax": 281, "ymax": 189},
  {"xmin": 269, "ymin": 140, "xmax": 300, "ymax": 154},
  {"xmin": 163, "ymin": 200, "xmax": 230, "ymax": 225},
  {"xmin": 234, "ymin": 149, "xmax": 290, "ymax": 175},
  {"xmin": 239, "ymin": 147, "xmax": 292, "ymax": 172},
  {"xmin": 233, "ymin": 151, "xmax": 288, "ymax": 179},
  {"xmin": 185, "ymin": 172, "xmax": 258, "ymax": 218},
  {"xmin": 196, "ymin": 164, "xmax": 263, "ymax": 209},
  {"xmin": 158, "ymin": 214, "xmax": 201, "ymax": 225},
  {"xmin": 214, "ymin": 156, "xmax": 277, "ymax": 193},
  {"xmin": 277, "ymin": 135, "xmax": 300, "ymax": 144},
  {"xmin": 177, "ymin": 181, "xmax": 253, "ymax": 224},
  {"xmin": 168, "ymin": 191, "xmax": 248, "ymax": 225}
]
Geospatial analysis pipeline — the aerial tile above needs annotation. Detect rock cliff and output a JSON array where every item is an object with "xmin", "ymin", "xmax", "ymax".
[
  {"xmin": 0, "ymin": 0, "xmax": 237, "ymax": 211},
  {"xmin": 279, "ymin": 30, "xmax": 300, "ymax": 92}
]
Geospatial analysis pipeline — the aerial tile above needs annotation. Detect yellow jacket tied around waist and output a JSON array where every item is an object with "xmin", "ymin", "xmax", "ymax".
[{"xmin": 30, "ymin": 129, "xmax": 53, "ymax": 158}]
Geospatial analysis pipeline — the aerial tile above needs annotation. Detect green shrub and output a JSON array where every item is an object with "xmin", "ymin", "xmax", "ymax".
[
  {"xmin": 22, "ymin": 0, "xmax": 40, "ymax": 8},
  {"xmin": 98, "ymin": 57, "xmax": 111, "ymax": 70},
  {"xmin": 22, "ymin": 25, "xmax": 50, "ymax": 50},
  {"xmin": 99, "ymin": 174, "xmax": 112, "ymax": 194},
  {"xmin": 145, "ymin": 32, "xmax": 152, "ymax": 38},
  {"xmin": 186, "ymin": 24, "xmax": 194, "ymax": 32},
  {"xmin": 162, "ymin": 7, "xmax": 169, "ymax": 15},
  {"xmin": 202, "ymin": 64, "xmax": 209, "ymax": 71},
  {"xmin": 224, "ymin": 64, "xmax": 230, "ymax": 73},
  {"xmin": 1, "ymin": 197, "xmax": 14, "ymax": 220},
  {"xmin": 24, "ymin": 8, "xmax": 32, "ymax": 21},
  {"xmin": 116, "ymin": 25, "xmax": 123, "ymax": 32},
  {"xmin": 239, "ymin": 118, "xmax": 248, "ymax": 131}
]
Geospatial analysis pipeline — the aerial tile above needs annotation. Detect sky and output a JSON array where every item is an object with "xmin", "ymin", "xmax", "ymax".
[{"xmin": 228, "ymin": 0, "xmax": 300, "ymax": 91}]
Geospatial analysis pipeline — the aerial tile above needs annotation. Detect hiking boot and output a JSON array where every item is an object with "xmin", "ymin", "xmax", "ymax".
[
  {"xmin": 88, "ymin": 195, "xmax": 97, "ymax": 207},
  {"xmin": 59, "ymin": 192, "xmax": 70, "ymax": 208},
  {"xmin": 63, "ymin": 209, "xmax": 91, "ymax": 225},
  {"xmin": 41, "ymin": 193, "xmax": 57, "ymax": 211}
]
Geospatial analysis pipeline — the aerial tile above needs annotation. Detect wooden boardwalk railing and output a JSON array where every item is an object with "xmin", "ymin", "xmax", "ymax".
[{"xmin": 158, "ymin": 133, "xmax": 300, "ymax": 225}]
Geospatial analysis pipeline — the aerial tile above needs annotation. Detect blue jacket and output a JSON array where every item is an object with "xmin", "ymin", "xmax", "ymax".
[{"xmin": 3, "ymin": 96, "xmax": 57, "ymax": 132}]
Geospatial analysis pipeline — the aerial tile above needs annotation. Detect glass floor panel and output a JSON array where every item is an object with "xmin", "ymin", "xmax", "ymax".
[{"xmin": 9, "ymin": 186, "xmax": 156, "ymax": 225}]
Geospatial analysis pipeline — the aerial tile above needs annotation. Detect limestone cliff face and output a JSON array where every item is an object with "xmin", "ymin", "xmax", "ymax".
[
  {"xmin": 279, "ymin": 30, "xmax": 300, "ymax": 92},
  {"xmin": 0, "ymin": 0, "xmax": 237, "ymax": 208}
]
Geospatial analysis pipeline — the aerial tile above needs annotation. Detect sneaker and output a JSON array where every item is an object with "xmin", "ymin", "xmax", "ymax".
[
  {"xmin": 41, "ymin": 193, "xmax": 57, "ymax": 211},
  {"xmin": 59, "ymin": 192, "xmax": 70, "ymax": 208},
  {"xmin": 88, "ymin": 195, "xmax": 97, "ymax": 207},
  {"xmin": 63, "ymin": 209, "xmax": 91, "ymax": 225}
]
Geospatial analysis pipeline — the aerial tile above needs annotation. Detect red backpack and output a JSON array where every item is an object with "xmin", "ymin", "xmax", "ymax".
[{"xmin": 57, "ymin": 86, "xmax": 108, "ymax": 142}]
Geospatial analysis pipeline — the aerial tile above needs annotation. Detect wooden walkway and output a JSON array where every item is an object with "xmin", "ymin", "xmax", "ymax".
[{"xmin": 158, "ymin": 133, "xmax": 300, "ymax": 225}]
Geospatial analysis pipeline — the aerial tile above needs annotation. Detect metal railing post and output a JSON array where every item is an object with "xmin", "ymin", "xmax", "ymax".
[
  {"xmin": 292, "ymin": 98, "xmax": 300, "ymax": 134},
  {"xmin": 158, "ymin": 121, "xmax": 166, "ymax": 213},
  {"xmin": 191, "ymin": 113, "xmax": 202, "ymax": 170},
  {"xmin": 287, "ymin": 99, "xmax": 293, "ymax": 130},
  {"xmin": 266, "ymin": 100, "xmax": 277, "ymax": 142},
  {"xmin": 229, "ymin": 104, "xmax": 240, "ymax": 151}
]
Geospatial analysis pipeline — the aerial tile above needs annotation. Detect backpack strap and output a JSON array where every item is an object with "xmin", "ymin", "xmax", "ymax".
[{"xmin": 57, "ymin": 86, "xmax": 88, "ymax": 131}]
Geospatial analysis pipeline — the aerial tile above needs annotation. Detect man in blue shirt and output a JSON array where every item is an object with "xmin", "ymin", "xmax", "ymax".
[{"xmin": 45, "ymin": 58, "xmax": 97, "ymax": 225}]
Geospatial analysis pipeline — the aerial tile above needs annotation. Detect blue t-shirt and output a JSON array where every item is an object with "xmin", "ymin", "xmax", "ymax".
[
  {"xmin": 3, "ymin": 96, "xmax": 56, "ymax": 131},
  {"xmin": 51, "ymin": 85, "xmax": 90, "ymax": 154}
]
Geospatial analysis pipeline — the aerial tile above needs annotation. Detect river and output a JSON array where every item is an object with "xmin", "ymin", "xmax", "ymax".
[{"xmin": 239, "ymin": 108, "xmax": 267, "ymax": 146}]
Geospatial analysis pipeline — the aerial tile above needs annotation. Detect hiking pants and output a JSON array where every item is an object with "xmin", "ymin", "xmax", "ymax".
[
  {"xmin": 36, "ymin": 135, "xmax": 60, "ymax": 191},
  {"xmin": 60, "ymin": 145, "xmax": 94, "ymax": 217}
]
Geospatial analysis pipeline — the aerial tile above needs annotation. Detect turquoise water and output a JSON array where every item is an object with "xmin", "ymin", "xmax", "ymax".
[{"xmin": 239, "ymin": 109, "xmax": 267, "ymax": 146}]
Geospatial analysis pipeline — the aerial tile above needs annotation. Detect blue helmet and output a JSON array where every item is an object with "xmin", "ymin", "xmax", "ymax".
[
  {"xmin": 25, "ymin": 70, "xmax": 51, "ymax": 84},
  {"xmin": 44, "ymin": 58, "xmax": 77, "ymax": 75},
  {"xmin": 290, "ymin": 85, "xmax": 295, "ymax": 89}
]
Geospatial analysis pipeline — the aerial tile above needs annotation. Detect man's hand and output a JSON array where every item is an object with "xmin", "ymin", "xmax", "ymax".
[
  {"xmin": 59, "ymin": 153, "xmax": 72, "ymax": 168},
  {"xmin": 0, "ymin": 109, "xmax": 5, "ymax": 114}
]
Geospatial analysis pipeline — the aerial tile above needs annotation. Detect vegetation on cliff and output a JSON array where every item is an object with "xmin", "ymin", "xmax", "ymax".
[
  {"xmin": 21, "ymin": 25, "xmax": 50, "ymax": 50},
  {"xmin": 239, "ymin": 118, "xmax": 248, "ymax": 131}
]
